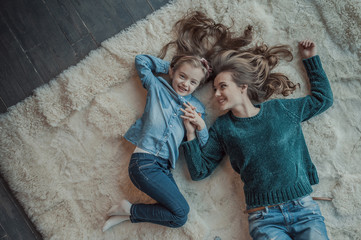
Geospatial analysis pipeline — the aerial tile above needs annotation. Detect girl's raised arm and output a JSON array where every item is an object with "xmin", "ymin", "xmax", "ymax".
[{"xmin": 135, "ymin": 54, "xmax": 170, "ymax": 89}]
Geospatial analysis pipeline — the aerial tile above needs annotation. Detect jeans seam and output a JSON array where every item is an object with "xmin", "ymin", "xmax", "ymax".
[{"xmin": 129, "ymin": 170, "xmax": 142, "ymax": 190}]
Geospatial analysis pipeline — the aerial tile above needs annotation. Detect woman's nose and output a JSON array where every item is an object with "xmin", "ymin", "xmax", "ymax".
[{"xmin": 214, "ymin": 89, "xmax": 220, "ymax": 97}]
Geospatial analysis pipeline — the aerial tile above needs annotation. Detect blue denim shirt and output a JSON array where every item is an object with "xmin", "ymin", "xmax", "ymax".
[{"xmin": 124, "ymin": 55, "xmax": 208, "ymax": 169}]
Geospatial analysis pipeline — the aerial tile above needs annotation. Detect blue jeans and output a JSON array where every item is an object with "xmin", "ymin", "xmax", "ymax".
[
  {"xmin": 248, "ymin": 195, "xmax": 329, "ymax": 240},
  {"xmin": 128, "ymin": 153, "xmax": 189, "ymax": 228}
]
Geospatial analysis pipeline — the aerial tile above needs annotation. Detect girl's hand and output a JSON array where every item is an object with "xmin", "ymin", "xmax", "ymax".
[
  {"xmin": 180, "ymin": 102, "xmax": 206, "ymax": 131},
  {"xmin": 299, "ymin": 40, "xmax": 317, "ymax": 59}
]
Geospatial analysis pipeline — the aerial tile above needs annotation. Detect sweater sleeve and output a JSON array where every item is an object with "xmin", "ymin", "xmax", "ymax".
[
  {"xmin": 281, "ymin": 55, "xmax": 333, "ymax": 122},
  {"xmin": 182, "ymin": 125, "xmax": 225, "ymax": 180},
  {"xmin": 135, "ymin": 55, "xmax": 170, "ymax": 90}
]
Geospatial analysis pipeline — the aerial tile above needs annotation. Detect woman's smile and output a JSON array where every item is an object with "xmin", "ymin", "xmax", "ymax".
[{"xmin": 216, "ymin": 96, "xmax": 226, "ymax": 105}]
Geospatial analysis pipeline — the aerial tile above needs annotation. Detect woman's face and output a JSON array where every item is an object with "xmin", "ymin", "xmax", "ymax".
[
  {"xmin": 170, "ymin": 63, "xmax": 204, "ymax": 96},
  {"xmin": 213, "ymin": 71, "xmax": 243, "ymax": 111}
]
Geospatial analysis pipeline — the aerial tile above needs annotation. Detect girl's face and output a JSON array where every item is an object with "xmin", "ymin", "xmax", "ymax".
[
  {"xmin": 213, "ymin": 71, "xmax": 244, "ymax": 111},
  {"xmin": 170, "ymin": 63, "xmax": 204, "ymax": 96}
]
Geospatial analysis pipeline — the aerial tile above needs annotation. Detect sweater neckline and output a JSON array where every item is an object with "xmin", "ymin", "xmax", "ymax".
[{"xmin": 230, "ymin": 103, "xmax": 263, "ymax": 121}]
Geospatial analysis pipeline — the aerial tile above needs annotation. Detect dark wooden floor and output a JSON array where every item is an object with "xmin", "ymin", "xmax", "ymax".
[
  {"xmin": 0, "ymin": 0, "xmax": 169, "ymax": 239},
  {"xmin": 0, "ymin": 176, "xmax": 43, "ymax": 240}
]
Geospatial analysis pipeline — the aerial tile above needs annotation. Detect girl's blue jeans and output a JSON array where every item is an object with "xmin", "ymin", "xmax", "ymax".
[
  {"xmin": 248, "ymin": 195, "xmax": 329, "ymax": 240},
  {"xmin": 128, "ymin": 153, "xmax": 189, "ymax": 228}
]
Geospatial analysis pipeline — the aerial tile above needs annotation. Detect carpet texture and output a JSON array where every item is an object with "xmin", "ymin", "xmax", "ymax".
[{"xmin": 1, "ymin": 0, "xmax": 360, "ymax": 239}]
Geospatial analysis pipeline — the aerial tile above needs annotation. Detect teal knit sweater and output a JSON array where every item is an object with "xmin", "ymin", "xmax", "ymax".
[{"xmin": 182, "ymin": 55, "xmax": 333, "ymax": 208}]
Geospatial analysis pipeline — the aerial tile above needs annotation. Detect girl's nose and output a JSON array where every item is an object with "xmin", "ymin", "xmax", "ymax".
[
  {"xmin": 182, "ymin": 81, "xmax": 189, "ymax": 87},
  {"xmin": 214, "ymin": 89, "xmax": 220, "ymax": 97}
]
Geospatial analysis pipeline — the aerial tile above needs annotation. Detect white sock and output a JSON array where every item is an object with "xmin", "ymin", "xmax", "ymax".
[
  {"xmin": 102, "ymin": 216, "xmax": 129, "ymax": 232},
  {"xmin": 106, "ymin": 199, "xmax": 132, "ymax": 216}
]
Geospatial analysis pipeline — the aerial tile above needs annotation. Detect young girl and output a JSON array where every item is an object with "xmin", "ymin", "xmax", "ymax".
[
  {"xmin": 103, "ymin": 11, "xmax": 254, "ymax": 232},
  {"xmin": 181, "ymin": 40, "xmax": 332, "ymax": 239},
  {"xmin": 101, "ymin": 53, "xmax": 212, "ymax": 231}
]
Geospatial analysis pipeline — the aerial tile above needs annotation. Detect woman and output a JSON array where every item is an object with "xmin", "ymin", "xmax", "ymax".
[{"xmin": 181, "ymin": 40, "xmax": 332, "ymax": 239}]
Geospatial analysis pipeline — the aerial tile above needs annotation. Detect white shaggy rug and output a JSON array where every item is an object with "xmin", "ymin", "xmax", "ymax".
[{"xmin": 1, "ymin": 0, "xmax": 360, "ymax": 239}]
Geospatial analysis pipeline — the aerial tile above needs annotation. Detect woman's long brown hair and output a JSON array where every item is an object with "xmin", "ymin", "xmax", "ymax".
[
  {"xmin": 212, "ymin": 44, "xmax": 299, "ymax": 102},
  {"xmin": 159, "ymin": 11, "xmax": 253, "ymax": 63}
]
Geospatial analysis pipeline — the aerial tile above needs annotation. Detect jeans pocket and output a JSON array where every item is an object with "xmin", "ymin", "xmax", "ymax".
[
  {"xmin": 248, "ymin": 210, "xmax": 266, "ymax": 222},
  {"xmin": 129, "ymin": 158, "xmax": 158, "ymax": 182},
  {"xmin": 129, "ymin": 155, "xmax": 156, "ymax": 170},
  {"xmin": 297, "ymin": 195, "xmax": 321, "ymax": 212},
  {"xmin": 248, "ymin": 209, "xmax": 268, "ymax": 237},
  {"xmin": 138, "ymin": 159, "xmax": 157, "ymax": 169}
]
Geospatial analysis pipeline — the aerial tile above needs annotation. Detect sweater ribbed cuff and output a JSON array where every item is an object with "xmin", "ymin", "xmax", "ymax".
[
  {"xmin": 181, "ymin": 138, "xmax": 199, "ymax": 148},
  {"xmin": 302, "ymin": 55, "xmax": 322, "ymax": 72},
  {"xmin": 308, "ymin": 169, "xmax": 319, "ymax": 185}
]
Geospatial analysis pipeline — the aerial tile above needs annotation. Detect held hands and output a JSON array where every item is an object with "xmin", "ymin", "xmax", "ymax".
[
  {"xmin": 180, "ymin": 102, "xmax": 206, "ymax": 141},
  {"xmin": 180, "ymin": 102, "xmax": 206, "ymax": 131},
  {"xmin": 299, "ymin": 40, "xmax": 317, "ymax": 59}
]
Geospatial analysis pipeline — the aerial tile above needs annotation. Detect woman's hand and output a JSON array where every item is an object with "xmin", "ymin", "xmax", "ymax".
[
  {"xmin": 299, "ymin": 40, "xmax": 317, "ymax": 59},
  {"xmin": 183, "ymin": 118, "xmax": 196, "ymax": 141},
  {"xmin": 180, "ymin": 102, "xmax": 206, "ymax": 131}
]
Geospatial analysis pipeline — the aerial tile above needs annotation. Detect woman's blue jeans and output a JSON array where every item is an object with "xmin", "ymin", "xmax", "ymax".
[
  {"xmin": 128, "ymin": 153, "xmax": 189, "ymax": 228},
  {"xmin": 248, "ymin": 195, "xmax": 329, "ymax": 240}
]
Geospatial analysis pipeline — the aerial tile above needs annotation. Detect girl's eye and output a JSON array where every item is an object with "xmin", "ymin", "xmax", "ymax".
[
  {"xmin": 191, "ymin": 81, "xmax": 197, "ymax": 85},
  {"xmin": 180, "ymin": 75, "xmax": 185, "ymax": 79},
  {"xmin": 221, "ymin": 84, "xmax": 227, "ymax": 89}
]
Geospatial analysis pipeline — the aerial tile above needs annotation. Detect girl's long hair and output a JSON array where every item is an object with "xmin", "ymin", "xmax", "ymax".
[
  {"xmin": 159, "ymin": 11, "xmax": 253, "ymax": 64},
  {"xmin": 212, "ymin": 44, "xmax": 299, "ymax": 102}
]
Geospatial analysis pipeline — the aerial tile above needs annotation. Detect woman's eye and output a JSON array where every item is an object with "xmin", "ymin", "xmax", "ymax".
[
  {"xmin": 191, "ymin": 81, "xmax": 197, "ymax": 85},
  {"xmin": 180, "ymin": 75, "xmax": 185, "ymax": 79}
]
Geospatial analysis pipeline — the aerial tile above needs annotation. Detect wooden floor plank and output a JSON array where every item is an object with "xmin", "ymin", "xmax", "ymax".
[
  {"xmin": 0, "ymin": 233, "xmax": 11, "ymax": 240},
  {"xmin": 71, "ymin": 0, "xmax": 134, "ymax": 43},
  {"xmin": 123, "ymin": 0, "xmax": 154, "ymax": 22},
  {"xmin": 44, "ymin": 0, "xmax": 92, "ymax": 44},
  {"xmin": 0, "ymin": 223, "xmax": 9, "ymax": 240},
  {"xmin": 44, "ymin": 0, "xmax": 98, "ymax": 60},
  {"xmin": 0, "ymin": 13, "xmax": 40, "ymax": 108},
  {"xmin": 147, "ymin": 0, "xmax": 170, "ymax": 10},
  {"xmin": 71, "ymin": 34, "xmax": 99, "ymax": 61},
  {"xmin": 0, "ymin": 175, "xmax": 42, "ymax": 240},
  {"xmin": 0, "ymin": 98, "xmax": 7, "ymax": 113}
]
